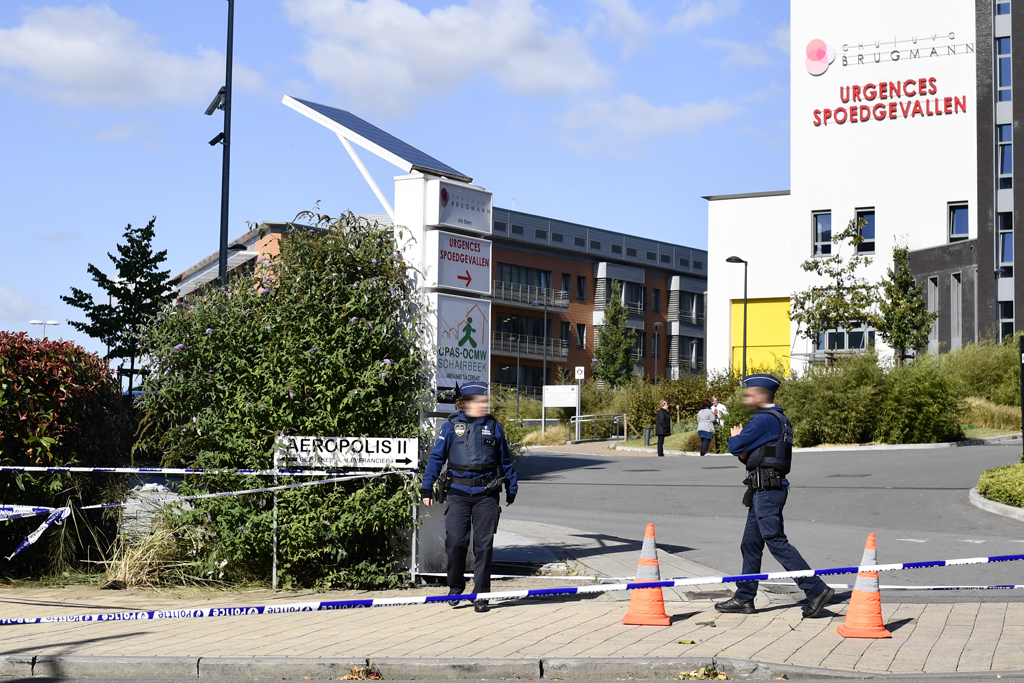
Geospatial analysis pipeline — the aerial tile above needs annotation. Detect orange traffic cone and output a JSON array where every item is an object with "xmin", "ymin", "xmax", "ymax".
[
  {"xmin": 836, "ymin": 533, "xmax": 892, "ymax": 639},
  {"xmin": 622, "ymin": 523, "xmax": 671, "ymax": 626}
]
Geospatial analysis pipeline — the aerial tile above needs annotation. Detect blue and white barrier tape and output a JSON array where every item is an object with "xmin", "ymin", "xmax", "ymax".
[
  {"xmin": 2, "ymin": 552, "xmax": 1022, "ymax": 626},
  {"xmin": 0, "ymin": 465, "xmax": 413, "ymax": 478}
]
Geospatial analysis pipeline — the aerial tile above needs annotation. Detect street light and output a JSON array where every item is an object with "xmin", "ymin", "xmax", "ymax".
[
  {"xmin": 726, "ymin": 256, "xmax": 748, "ymax": 379},
  {"xmin": 509, "ymin": 335, "xmax": 521, "ymax": 419},
  {"xmin": 531, "ymin": 296, "xmax": 548, "ymax": 387},
  {"xmin": 30, "ymin": 320, "xmax": 60, "ymax": 339},
  {"xmin": 206, "ymin": 0, "xmax": 235, "ymax": 286},
  {"xmin": 653, "ymin": 321, "xmax": 663, "ymax": 384}
]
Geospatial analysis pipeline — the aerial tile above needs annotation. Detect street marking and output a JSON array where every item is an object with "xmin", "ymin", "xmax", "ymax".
[
  {"xmin": 961, "ymin": 540, "xmax": 986, "ymax": 544},
  {"xmin": 895, "ymin": 539, "xmax": 928, "ymax": 542}
]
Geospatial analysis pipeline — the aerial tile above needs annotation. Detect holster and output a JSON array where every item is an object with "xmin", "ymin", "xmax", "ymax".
[
  {"xmin": 435, "ymin": 470, "xmax": 453, "ymax": 504},
  {"xmin": 482, "ymin": 472, "xmax": 505, "ymax": 495}
]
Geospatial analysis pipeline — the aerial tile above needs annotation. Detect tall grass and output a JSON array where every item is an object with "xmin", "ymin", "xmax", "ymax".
[{"xmin": 964, "ymin": 397, "xmax": 1022, "ymax": 431}]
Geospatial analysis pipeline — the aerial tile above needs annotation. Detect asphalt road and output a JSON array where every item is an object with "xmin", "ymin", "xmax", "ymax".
[{"xmin": 503, "ymin": 444, "xmax": 1024, "ymax": 593}]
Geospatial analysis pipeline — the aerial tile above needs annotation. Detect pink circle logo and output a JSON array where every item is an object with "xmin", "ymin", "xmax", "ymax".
[
  {"xmin": 440, "ymin": 188, "xmax": 449, "ymax": 207},
  {"xmin": 805, "ymin": 39, "xmax": 836, "ymax": 76}
]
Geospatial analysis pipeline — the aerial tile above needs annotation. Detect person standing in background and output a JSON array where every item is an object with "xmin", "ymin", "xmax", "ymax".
[
  {"xmin": 696, "ymin": 400, "xmax": 715, "ymax": 456},
  {"xmin": 655, "ymin": 400, "xmax": 671, "ymax": 457}
]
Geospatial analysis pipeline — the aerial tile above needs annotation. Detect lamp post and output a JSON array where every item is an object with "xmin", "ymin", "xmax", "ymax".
[
  {"xmin": 509, "ymin": 335, "xmax": 522, "ymax": 419},
  {"xmin": 653, "ymin": 321, "xmax": 663, "ymax": 384},
  {"xmin": 205, "ymin": 0, "xmax": 235, "ymax": 285},
  {"xmin": 531, "ymin": 296, "xmax": 548, "ymax": 387},
  {"xmin": 29, "ymin": 320, "xmax": 60, "ymax": 339},
  {"xmin": 726, "ymin": 256, "xmax": 748, "ymax": 379}
]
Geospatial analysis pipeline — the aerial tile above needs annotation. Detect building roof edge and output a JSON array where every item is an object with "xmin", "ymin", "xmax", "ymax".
[{"xmin": 702, "ymin": 190, "xmax": 791, "ymax": 201}]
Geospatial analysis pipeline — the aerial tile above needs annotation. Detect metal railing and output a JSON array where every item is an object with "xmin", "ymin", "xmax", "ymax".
[
  {"xmin": 570, "ymin": 413, "xmax": 627, "ymax": 442},
  {"xmin": 492, "ymin": 331, "xmax": 569, "ymax": 359},
  {"xmin": 491, "ymin": 281, "xmax": 570, "ymax": 309},
  {"xmin": 624, "ymin": 302, "xmax": 644, "ymax": 315},
  {"xmin": 674, "ymin": 312, "xmax": 705, "ymax": 325},
  {"xmin": 492, "ymin": 383, "xmax": 543, "ymax": 399}
]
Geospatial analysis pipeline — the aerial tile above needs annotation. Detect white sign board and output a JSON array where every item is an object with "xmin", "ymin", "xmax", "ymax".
[
  {"xmin": 275, "ymin": 437, "xmax": 418, "ymax": 470},
  {"xmin": 574, "ymin": 366, "xmax": 586, "ymax": 380},
  {"xmin": 543, "ymin": 384, "xmax": 579, "ymax": 408},
  {"xmin": 427, "ymin": 230, "xmax": 491, "ymax": 295},
  {"xmin": 426, "ymin": 179, "xmax": 492, "ymax": 234},
  {"xmin": 435, "ymin": 294, "xmax": 491, "ymax": 410}
]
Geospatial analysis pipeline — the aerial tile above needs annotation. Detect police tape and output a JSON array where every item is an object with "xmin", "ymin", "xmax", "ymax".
[
  {"xmin": 764, "ymin": 582, "xmax": 1024, "ymax": 591},
  {"xmin": 1, "ymin": 471, "xmax": 400, "ymax": 560},
  {"xmin": 0, "ymin": 465, "xmax": 414, "ymax": 477},
  {"xmin": 2, "ymin": 552, "xmax": 1023, "ymax": 626}
]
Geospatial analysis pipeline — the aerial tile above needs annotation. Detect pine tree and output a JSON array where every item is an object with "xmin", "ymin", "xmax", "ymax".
[
  {"xmin": 594, "ymin": 280, "xmax": 637, "ymax": 386},
  {"xmin": 61, "ymin": 217, "xmax": 176, "ymax": 392},
  {"xmin": 875, "ymin": 242, "xmax": 936, "ymax": 364}
]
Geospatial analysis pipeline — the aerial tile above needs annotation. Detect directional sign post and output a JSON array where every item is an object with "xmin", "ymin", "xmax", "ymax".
[
  {"xmin": 275, "ymin": 437, "xmax": 418, "ymax": 470},
  {"xmin": 427, "ymin": 230, "xmax": 491, "ymax": 295}
]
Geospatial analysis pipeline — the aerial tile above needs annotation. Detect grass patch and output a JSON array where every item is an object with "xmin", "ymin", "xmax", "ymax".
[
  {"xmin": 522, "ymin": 424, "xmax": 571, "ymax": 446},
  {"xmin": 978, "ymin": 463, "xmax": 1024, "ymax": 508},
  {"xmin": 964, "ymin": 397, "xmax": 1021, "ymax": 431},
  {"xmin": 963, "ymin": 426, "xmax": 1018, "ymax": 440},
  {"xmin": 621, "ymin": 431, "xmax": 712, "ymax": 452}
]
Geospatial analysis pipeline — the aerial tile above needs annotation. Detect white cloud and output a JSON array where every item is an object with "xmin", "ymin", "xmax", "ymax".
[
  {"xmin": 284, "ymin": 0, "xmax": 610, "ymax": 116},
  {"xmin": 0, "ymin": 4, "xmax": 261, "ymax": 108},
  {"xmin": 769, "ymin": 24, "xmax": 790, "ymax": 54},
  {"xmin": 557, "ymin": 93, "xmax": 741, "ymax": 155},
  {"xmin": 666, "ymin": 0, "xmax": 740, "ymax": 33},
  {"xmin": 588, "ymin": 0, "xmax": 648, "ymax": 52},
  {"xmin": 0, "ymin": 284, "xmax": 41, "ymax": 321},
  {"xmin": 704, "ymin": 38, "xmax": 773, "ymax": 67}
]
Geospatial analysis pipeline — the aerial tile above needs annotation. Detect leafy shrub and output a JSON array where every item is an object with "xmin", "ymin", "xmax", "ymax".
[
  {"xmin": 964, "ymin": 398, "xmax": 1021, "ymax": 431},
  {"xmin": 0, "ymin": 333, "xmax": 131, "ymax": 576},
  {"xmin": 873, "ymin": 356, "xmax": 964, "ymax": 444},
  {"xmin": 624, "ymin": 377, "xmax": 658, "ymax": 433},
  {"xmin": 136, "ymin": 213, "xmax": 430, "ymax": 589},
  {"xmin": 978, "ymin": 463, "xmax": 1024, "ymax": 508},
  {"xmin": 489, "ymin": 386, "xmax": 529, "ymax": 460},
  {"xmin": 939, "ymin": 337, "xmax": 1020, "ymax": 406}
]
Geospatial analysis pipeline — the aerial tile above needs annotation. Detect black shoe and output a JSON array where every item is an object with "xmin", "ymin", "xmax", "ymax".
[
  {"xmin": 447, "ymin": 588, "xmax": 463, "ymax": 606},
  {"xmin": 474, "ymin": 599, "xmax": 490, "ymax": 613},
  {"xmin": 714, "ymin": 596, "xmax": 754, "ymax": 614},
  {"xmin": 802, "ymin": 586, "xmax": 835, "ymax": 618}
]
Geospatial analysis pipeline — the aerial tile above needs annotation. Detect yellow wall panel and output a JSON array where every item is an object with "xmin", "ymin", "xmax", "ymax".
[{"xmin": 730, "ymin": 297, "xmax": 791, "ymax": 374}]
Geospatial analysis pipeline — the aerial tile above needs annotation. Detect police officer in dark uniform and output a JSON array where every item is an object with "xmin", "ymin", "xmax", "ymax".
[
  {"xmin": 421, "ymin": 382, "xmax": 518, "ymax": 613},
  {"xmin": 714, "ymin": 374, "xmax": 835, "ymax": 618}
]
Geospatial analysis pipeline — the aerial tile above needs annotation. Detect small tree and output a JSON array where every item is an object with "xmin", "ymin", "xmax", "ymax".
[
  {"xmin": 61, "ymin": 217, "xmax": 176, "ymax": 393},
  {"xmin": 593, "ymin": 280, "xmax": 636, "ymax": 386},
  {"xmin": 790, "ymin": 218, "xmax": 877, "ymax": 361},
  {"xmin": 876, "ymin": 242, "xmax": 936, "ymax": 364}
]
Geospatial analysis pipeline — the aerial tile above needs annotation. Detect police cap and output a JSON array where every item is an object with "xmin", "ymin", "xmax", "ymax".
[
  {"xmin": 460, "ymin": 382, "xmax": 488, "ymax": 396},
  {"xmin": 743, "ymin": 374, "xmax": 782, "ymax": 392}
]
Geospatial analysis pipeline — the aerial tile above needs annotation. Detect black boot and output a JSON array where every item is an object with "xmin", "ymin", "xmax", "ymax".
[
  {"xmin": 447, "ymin": 587, "xmax": 463, "ymax": 606},
  {"xmin": 714, "ymin": 596, "xmax": 755, "ymax": 614},
  {"xmin": 474, "ymin": 599, "xmax": 490, "ymax": 613},
  {"xmin": 802, "ymin": 586, "xmax": 835, "ymax": 618}
]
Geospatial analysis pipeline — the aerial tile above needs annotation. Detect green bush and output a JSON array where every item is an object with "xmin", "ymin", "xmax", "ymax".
[
  {"xmin": 136, "ymin": 213, "xmax": 429, "ymax": 589},
  {"xmin": 0, "ymin": 333, "xmax": 132, "ymax": 576},
  {"xmin": 873, "ymin": 356, "xmax": 964, "ymax": 444},
  {"xmin": 939, "ymin": 337, "xmax": 1021, "ymax": 406},
  {"xmin": 978, "ymin": 463, "xmax": 1024, "ymax": 508},
  {"xmin": 624, "ymin": 377, "xmax": 658, "ymax": 433}
]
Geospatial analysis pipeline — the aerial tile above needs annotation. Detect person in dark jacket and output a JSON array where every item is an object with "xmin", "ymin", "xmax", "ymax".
[
  {"xmin": 654, "ymin": 400, "xmax": 671, "ymax": 457},
  {"xmin": 421, "ymin": 382, "xmax": 518, "ymax": 613}
]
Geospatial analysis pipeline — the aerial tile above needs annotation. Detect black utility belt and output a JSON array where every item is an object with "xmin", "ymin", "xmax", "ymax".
[
  {"xmin": 744, "ymin": 468, "xmax": 784, "ymax": 491},
  {"xmin": 451, "ymin": 474, "xmax": 495, "ymax": 487}
]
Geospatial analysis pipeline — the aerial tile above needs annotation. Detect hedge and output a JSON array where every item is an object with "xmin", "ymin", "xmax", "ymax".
[{"xmin": 977, "ymin": 463, "xmax": 1024, "ymax": 508}]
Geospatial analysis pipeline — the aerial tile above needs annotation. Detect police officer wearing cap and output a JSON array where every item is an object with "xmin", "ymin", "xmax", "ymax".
[
  {"xmin": 421, "ymin": 382, "xmax": 518, "ymax": 613},
  {"xmin": 714, "ymin": 374, "xmax": 834, "ymax": 618}
]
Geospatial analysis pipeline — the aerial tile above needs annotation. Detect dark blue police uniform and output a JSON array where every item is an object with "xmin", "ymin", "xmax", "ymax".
[
  {"xmin": 421, "ymin": 384, "xmax": 518, "ymax": 599},
  {"xmin": 724, "ymin": 375, "xmax": 829, "ymax": 611}
]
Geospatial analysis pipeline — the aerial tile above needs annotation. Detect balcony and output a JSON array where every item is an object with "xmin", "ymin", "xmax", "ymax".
[
  {"xmin": 672, "ymin": 311, "xmax": 705, "ymax": 325},
  {"xmin": 492, "ymin": 281, "xmax": 570, "ymax": 310},
  {"xmin": 492, "ymin": 331, "xmax": 569, "ymax": 360}
]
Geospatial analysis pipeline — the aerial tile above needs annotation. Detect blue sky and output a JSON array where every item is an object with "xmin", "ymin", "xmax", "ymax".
[{"xmin": 0, "ymin": 0, "xmax": 790, "ymax": 356}]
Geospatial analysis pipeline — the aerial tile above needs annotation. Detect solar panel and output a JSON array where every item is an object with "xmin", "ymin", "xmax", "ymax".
[{"xmin": 283, "ymin": 96, "xmax": 471, "ymax": 183}]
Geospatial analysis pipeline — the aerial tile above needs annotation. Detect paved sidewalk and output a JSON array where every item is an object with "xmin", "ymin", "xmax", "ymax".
[{"xmin": 0, "ymin": 520, "xmax": 1022, "ymax": 675}]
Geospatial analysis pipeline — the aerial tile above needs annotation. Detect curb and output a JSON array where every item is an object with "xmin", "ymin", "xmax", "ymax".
[
  {"xmin": 970, "ymin": 487, "xmax": 1024, "ymax": 522},
  {"xmin": 2, "ymin": 654, "xmax": 1022, "ymax": 680}
]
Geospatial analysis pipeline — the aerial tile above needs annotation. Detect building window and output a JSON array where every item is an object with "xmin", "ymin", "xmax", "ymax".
[
  {"xmin": 652, "ymin": 289, "xmax": 661, "ymax": 313},
  {"xmin": 623, "ymin": 282, "xmax": 644, "ymax": 313},
  {"xmin": 999, "ymin": 212, "xmax": 1014, "ymax": 266},
  {"xmin": 497, "ymin": 263, "xmax": 551, "ymax": 290},
  {"xmin": 611, "ymin": 244, "xmax": 622, "ymax": 254},
  {"xmin": 949, "ymin": 203, "xmax": 969, "ymax": 242},
  {"xmin": 573, "ymin": 236, "xmax": 586, "ymax": 247},
  {"xmin": 856, "ymin": 209, "xmax": 875, "ymax": 253},
  {"xmin": 646, "ymin": 251, "xmax": 656, "ymax": 261},
  {"xmin": 999, "ymin": 124, "xmax": 1013, "ymax": 189},
  {"xmin": 651, "ymin": 332, "xmax": 661, "ymax": 359},
  {"xmin": 590, "ymin": 240, "xmax": 601, "ymax": 250},
  {"xmin": 576, "ymin": 323, "xmax": 587, "ymax": 349},
  {"xmin": 511, "ymin": 224, "xmax": 524, "ymax": 235},
  {"xmin": 998, "ymin": 37, "xmax": 1012, "ymax": 102},
  {"xmin": 561, "ymin": 273, "xmax": 570, "ymax": 293},
  {"xmin": 814, "ymin": 211, "xmax": 832, "ymax": 255},
  {"xmin": 693, "ymin": 261, "xmax": 703, "ymax": 270},
  {"xmin": 552, "ymin": 232, "xmax": 563, "ymax": 243},
  {"xmin": 626, "ymin": 247, "xmax": 637, "ymax": 257},
  {"xmin": 998, "ymin": 1, "xmax": 1010, "ymax": 15},
  {"xmin": 816, "ymin": 322, "xmax": 876, "ymax": 351},
  {"xmin": 535, "ymin": 229, "xmax": 547, "ymax": 240},
  {"xmin": 679, "ymin": 257, "xmax": 690, "ymax": 268},
  {"xmin": 951, "ymin": 273, "xmax": 962, "ymax": 350},
  {"xmin": 1000, "ymin": 301, "xmax": 1015, "ymax": 340},
  {"xmin": 494, "ymin": 221, "xmax": 507, "ymax": 232},
  {"xmin": 660, "ymin": 254, "xmax": 670, "ymax": 264},
  {"xmin": 577, "ymin": 276, "xmax": 587, "ymax": 303},
  {"xmin": 927, "ymin": 277, "xmax": 939, "ymax": 353},
  {"xmin": 633, "ymin": 333, "xmax": 646, "ymax": 358},
  {"xmin": 561, "ymin": 321, "xmax": 571, "ymax": 344}
]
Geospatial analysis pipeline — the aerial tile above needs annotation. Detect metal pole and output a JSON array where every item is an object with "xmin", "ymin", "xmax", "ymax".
[
  {"xmin": 410, "ymin": 501, "xmax": 419, "ymax": 586},
  {"xmin": 217, "ymin": 0, "xmax": 234, "ymax": 285},
  {"xmin": 542, "ymin": 298, "xmax": 548, "ymax": 386},
  {"xmin": 272, "ymin": 449, "xmax": 278, "ymax": 590},
  {"xmin": 515, "ymin": 338, "xmax": 521, "ymax": 420},
  {"xmin": 742, "ymin": 262, "xmax": 748, "ymax": 379},
  {"xmin": 1019, "ymin": 336, "xmax": 1023, "ymax": 446}
]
